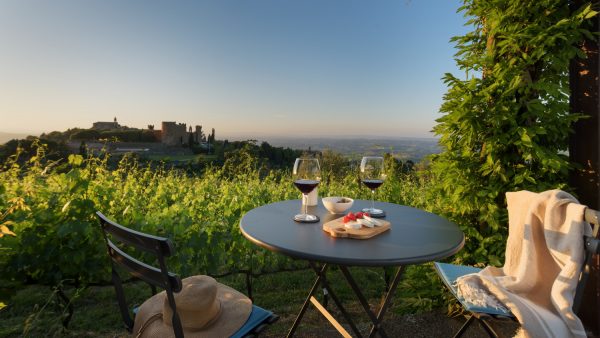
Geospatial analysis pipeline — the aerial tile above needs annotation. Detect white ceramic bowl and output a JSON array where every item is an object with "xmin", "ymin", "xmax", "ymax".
[{"xmin": 322, "ymin": 197, "xmax": 354, "ymax": 214}]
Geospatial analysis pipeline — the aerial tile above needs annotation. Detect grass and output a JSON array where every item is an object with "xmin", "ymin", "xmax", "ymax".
[{"xmin": 0, "ymin": 264, "xmax": 448, "ymax": 337}]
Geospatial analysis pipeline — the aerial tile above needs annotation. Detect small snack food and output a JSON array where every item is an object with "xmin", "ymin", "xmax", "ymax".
[
  {"xmin": 322, "ymin": 197, "xmax": 354, "ymax": 214},
  {"xmin": 342, "ymin": 211, "xmax": 381, "ymax": 229}
]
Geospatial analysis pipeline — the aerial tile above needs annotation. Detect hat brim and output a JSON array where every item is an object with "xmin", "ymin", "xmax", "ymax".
[{"xmin": 133, "ymin": 280, "xmax": 252, "ymax": 338}]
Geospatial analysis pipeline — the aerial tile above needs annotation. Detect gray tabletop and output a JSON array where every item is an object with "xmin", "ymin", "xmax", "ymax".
[{"xmin": 240, "ymin": 199, "xmax": 464, "ymax": 266}]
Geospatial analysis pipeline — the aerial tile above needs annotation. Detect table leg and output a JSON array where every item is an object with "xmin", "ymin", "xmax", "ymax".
[
  {"xmin": 339, "ymin": 266, "xmax": 405, "ymax": 338},
  {"xmin": 289, "ymin": 263, "xmax": 404, "ymax": 338},
  {"xmin": 370, "ymin": 266, "xmax": 404, "ymax": 337},
  {"xmin": 287, "ymin": 263, "xmax": 329, "ymax": 338},
  {"xmin": 309, "ymin": 262, "xmax": 362, "ymax": 337},
  {"xmin": 322, "ymin": 285, "xmax": 329, "ymax": 308},
  {"xmin": 288, "ymin": 262, "xmax": 362, "ymax": 338}
]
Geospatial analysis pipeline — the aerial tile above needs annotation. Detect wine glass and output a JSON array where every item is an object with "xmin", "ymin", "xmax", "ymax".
[
  {"xmin": 293, "ymin": 158, "xmax": 321, "ymax": 223},
  {"xmin": 360, "ymin": 156, "xmax": 386, "ymax": 217}
]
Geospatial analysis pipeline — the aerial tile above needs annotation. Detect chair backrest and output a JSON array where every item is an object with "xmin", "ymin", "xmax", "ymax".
[
  {"xmin": 573, "ymin": 208, "xmax": 600, "ymax": 313},
  {"xmin": 96, "ymin": 211, "xmax": 184, "ymax": 338}
]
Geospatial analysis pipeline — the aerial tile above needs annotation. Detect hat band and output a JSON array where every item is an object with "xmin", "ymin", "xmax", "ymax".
[
  {"xmin": 135, "ymin": 313, "xmax": 162, "ymax": 338},
  {"xmin": 135, "ymin": 300, "xmax": 222, "ymax": 337}
]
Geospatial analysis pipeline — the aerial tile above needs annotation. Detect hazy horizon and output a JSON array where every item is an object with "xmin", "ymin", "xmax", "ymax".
[
  {"xmin": 0, "ymin": 129, "xmax": 440, "ymax": 161},
  {"xmin": 0, "ymin": 120, "xmax": 440, "ymax": 139},
  {"xmin": 0, "ymin": 128, "xmax": 439, "ymax": 142}
]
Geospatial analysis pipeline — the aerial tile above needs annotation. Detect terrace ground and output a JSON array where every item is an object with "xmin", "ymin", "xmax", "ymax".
[{"xmin": 0, "ymin": 267, "xmax": 519, "ymax": 338}]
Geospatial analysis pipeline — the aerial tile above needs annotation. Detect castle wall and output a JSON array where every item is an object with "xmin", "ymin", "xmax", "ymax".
[
  {"xmin": 92, "ymin": 121, "xmax": 120, "ymax": 130},
  {"xmin": 161, "ymin": 121, "xmax": 187, "ymax": 146},
  {"xmin": 150, "ymin": 130, "xmax": 162, "ymax": 142},
  {"xmin": 195, "ymin": 125, "xmax": 202, "ymax": 143}
]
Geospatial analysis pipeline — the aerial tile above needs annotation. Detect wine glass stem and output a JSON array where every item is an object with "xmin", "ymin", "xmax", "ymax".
[
  {"xmin": 371, "ymin": 189, "xmax": 375, "ymax": 211},
  {"xmin": 303, "ymin": 193, "xmax": 308, "ymax": 215}
]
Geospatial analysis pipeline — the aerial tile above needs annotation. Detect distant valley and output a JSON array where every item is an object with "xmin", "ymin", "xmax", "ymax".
[
  {"xmin": 0, "ymin": 130, "xmax": 441, "ymax": 163},
  {"xmin": 263, "ymin": 137, "xmax": 440, "ymax": 161}
]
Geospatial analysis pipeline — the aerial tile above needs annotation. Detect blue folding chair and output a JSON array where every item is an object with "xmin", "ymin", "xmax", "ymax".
[
  {"xmin": 97, "ymin": 212, "xmax": 278, "ymax": 338},
  {"xmin": 434, "ymin": 208, "xmax": 600, "ymax": 338}
]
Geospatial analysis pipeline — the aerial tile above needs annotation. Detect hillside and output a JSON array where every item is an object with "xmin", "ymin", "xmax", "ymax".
[{"xmin": 0, "ymin": 131, "xmax": 31, "ymax": 144}]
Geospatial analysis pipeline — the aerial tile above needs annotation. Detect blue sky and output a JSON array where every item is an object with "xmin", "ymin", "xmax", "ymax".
[{"xmin": 0, "ymin": 0, "xmax": 468, "ymax": 139}]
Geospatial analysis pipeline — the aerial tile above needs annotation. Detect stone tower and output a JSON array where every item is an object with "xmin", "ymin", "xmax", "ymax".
[{"xmin": 161, "ymin": 122, "xmax": 187, "ymax": 146}]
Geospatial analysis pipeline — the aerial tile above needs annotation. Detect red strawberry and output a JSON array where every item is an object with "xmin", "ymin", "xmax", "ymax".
[
  {"xmin": 355, "ymin": 212, "xmax": 364, "ymax": 219},
  {"xmin": 343, "ymin": 216, "xmax": 351, "ymax": 223},
  {"xmin": 364, "ymin": 212, "xmax": 370, "ymax": 217},
  {"xmin": 346, "ymin": 212, "xmax": 356, "ymax": 221}
]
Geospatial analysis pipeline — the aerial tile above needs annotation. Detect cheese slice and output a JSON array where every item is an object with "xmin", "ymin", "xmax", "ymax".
[
  {"xmin": 363, "ymin": 215, "xmax": 382, "ymax": 227},
  {"xmin": 357, "ymin": 218, "xmax": 374, "ymax": 228},
  {"xmin": 344, "ymin": 220, "xmax": 361, "ymax": 229}
]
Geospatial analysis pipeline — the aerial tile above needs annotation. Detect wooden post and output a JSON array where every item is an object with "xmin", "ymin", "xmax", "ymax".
[{"xmin": 569, "ymin": 1, "xmax": 600, "ymax": 336}]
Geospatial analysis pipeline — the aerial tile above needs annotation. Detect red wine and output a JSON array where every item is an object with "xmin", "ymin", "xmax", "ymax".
[
  {"xmin": 294, "ymin": 179, "xmax": 319, "ymax": 194},
  {"xmin": 362, "ymin": 179, "xmax": 383, "ymax": 190}
]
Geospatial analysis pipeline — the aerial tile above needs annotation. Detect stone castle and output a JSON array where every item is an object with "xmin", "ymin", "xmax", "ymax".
[
  {"xmin": 92, "ymin": 117, "xmax": 121, "ymax": 131},
  {"xmin": 92, "ymin": 118, "xmax": 205, "ymax": 146},
  {"xmin": 161, "ymin": 121, "xmax": 204, "ymax": 146}
]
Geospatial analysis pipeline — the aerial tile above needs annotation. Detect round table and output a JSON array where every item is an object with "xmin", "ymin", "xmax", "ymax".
[
  {"xmin": 240, "ymin": 199, "xmax": 464, "ymax": 267},
  {"xmin": 240, "ymin": 199, "xmax": 465, "ymax": 338}
]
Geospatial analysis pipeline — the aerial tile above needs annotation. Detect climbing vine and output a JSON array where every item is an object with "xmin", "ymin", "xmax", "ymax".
[{"xmin": 429, "ymin": 0, "xmax": 598, "ymax": 265}]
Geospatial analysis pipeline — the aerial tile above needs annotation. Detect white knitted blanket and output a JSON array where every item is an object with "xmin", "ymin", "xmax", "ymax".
[{"xmin": 456, "ymin": 190, "xmax": 591, "ymax": 338}]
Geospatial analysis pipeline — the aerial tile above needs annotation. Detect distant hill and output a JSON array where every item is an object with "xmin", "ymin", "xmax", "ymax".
[{"xmin": 0, "ymin": 131, "xmax": 32, "ymax": 144}]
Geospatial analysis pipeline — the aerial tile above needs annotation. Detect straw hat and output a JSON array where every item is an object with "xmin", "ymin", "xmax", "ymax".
[{"xmin": 133, "ymin": 275, "xmax": 252, "ymax": 338}]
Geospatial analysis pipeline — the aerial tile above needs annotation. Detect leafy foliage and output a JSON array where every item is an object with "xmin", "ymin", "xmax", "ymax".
[
  {"xmin": 0, "ymin": 138, "xmax": 70, "ymax": 164},
  {"xmin": 429, "ymin": 0, "xmax": 597, "ymax": 265},
  {"xmin": 38, "ymin": 127, "xmax": 160, "ymax": 143},
  {"xmin": 213, "ymin": 140, "xmax": 303, "ymax": 169},
  {"xmin": 0, "ymin": 143, "xmax": 428, "ymax": 290}
]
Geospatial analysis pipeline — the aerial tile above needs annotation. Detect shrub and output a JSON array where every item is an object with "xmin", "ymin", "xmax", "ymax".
[{"xmin": 428, "ymin": 0, "xmax": 597, "ymax": 265}]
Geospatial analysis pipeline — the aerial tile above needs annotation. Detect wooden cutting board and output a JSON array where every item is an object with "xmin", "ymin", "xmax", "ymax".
[{"xmin": 322, "ymin": 217, "xmax": 391, "ymax": 239}]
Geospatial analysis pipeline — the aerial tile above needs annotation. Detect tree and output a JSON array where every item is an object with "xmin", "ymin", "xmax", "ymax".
[
  {"xmin": 188, "ymin": 126, "xmax": 194, "ymax": 147},
  {"xmin": 79, "ymin": 141, "xmax": 87, "ymax": 157},
  {"xmin": 70, "ymin": 129, "xmax": 100, "ymax": 141},
  {"xmin": 429, "ymin": 0, "xmax": 597, "ymax": 264},
  {"xmin": 403, "ymin": 160, "xmax": 414, "ymax": 173},
  {"xmin": 383, "ymin": 153, "xmax": 402, "ymax": 178},
  {"xmin": 40, "ymin": 131, "xmax": 65, "ymax": 142},
  {"xmin": 320, "ymin": 150, "xmax": 349, "ymax": 184},
  {"xmin": 196, "ymin": 125, "xmax": 203, "ymax": 143},
  {"xmin": 0, "ymin": 138, "xmax": 69, "ymax": 163}
]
